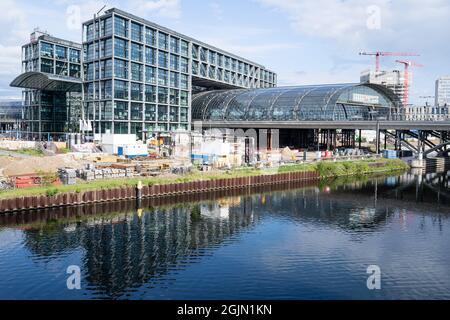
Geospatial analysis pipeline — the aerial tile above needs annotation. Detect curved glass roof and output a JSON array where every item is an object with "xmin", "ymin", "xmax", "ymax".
[
  {"xmin": 192, "ymin": 83, "xmax": 399, "ymax": 122},
  {"xmin": 10, "ymin": 72, "xmax": 82, "ymax": 92}
]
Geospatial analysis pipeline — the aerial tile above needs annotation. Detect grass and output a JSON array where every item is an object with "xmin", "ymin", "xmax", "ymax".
[
  {"xmin": 0, "ymin": 158, "xmax": 409, "ymax": 199},
  {"xmin": 0, "ymin": 148, "xmax": 44, "ymax": 157}
]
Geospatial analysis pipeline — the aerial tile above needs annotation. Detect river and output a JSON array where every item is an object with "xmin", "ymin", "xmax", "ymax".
[{"xmin": 1, "ymin": 170, "xmax": 450, "ymax": 300}]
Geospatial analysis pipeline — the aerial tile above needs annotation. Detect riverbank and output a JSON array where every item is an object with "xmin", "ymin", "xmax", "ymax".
[{"xmin": 0, "ymin": 158, "xmax": 408, "ymax": 213}]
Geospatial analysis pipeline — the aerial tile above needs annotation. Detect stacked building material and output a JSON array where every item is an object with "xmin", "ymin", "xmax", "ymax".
[{"xmin": 58, "ymin": 168, "xmax": 77, "ymax": 185}]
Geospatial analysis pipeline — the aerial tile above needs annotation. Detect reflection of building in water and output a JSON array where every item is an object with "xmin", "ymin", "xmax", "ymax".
[{"xmin": 22, "ymin": 198, "xmax": 255, "ymax": 298}]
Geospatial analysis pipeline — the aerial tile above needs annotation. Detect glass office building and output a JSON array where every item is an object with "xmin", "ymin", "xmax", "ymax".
[
  {"xmin": 82, "ymin": 8, "xmax": 277, "ymax": 138},
  {"xmin": 11, "ymin": 30, "xmax": 82, "ymax": 140}
]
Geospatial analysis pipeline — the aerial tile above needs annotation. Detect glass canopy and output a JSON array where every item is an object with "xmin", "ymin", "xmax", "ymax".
[{"xmin": 192, "ymin": 83, "xmax": 399, "ymax": 121}]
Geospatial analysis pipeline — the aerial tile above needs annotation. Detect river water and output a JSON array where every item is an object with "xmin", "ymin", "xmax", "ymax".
[{"xmin": 1, "ymin": 170, "xmax": 450, "ymax": 300}]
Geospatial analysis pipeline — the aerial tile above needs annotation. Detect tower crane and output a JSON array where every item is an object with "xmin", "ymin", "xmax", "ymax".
[
  {"xmin": 359, "ymin": 51, "xmax": 419, "ymax": 72},
  {"xmin": 395, "ymin": 60, "xmax": 424, "ymax": 106}
]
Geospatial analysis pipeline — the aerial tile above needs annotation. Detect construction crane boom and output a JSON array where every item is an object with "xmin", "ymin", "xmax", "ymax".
[{"xmin": 359, "ymin": 51, "xmax": 419, "ymax": 72}]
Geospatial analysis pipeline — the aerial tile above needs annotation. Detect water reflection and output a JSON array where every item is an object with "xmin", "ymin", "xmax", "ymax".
[{"xmin": 1, "ymin": 171, "xmax": 450, "ymax": 299}]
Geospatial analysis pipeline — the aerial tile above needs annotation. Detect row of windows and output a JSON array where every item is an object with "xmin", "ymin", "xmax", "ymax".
[
  {"xmin": 40, "ymin": 41, "xmax": 81, "ymax": 63},
  {"xmin": 85, "ymin": 59, "xmax": 189, "ymax": 89},
  {"xmin": 191, "ymin": 44, "xmax": 275, "ymax": 83},
  {"xmin": 112, "ymin": 15, "xmax": 189, "ymax": 56},
  {"xmin": 85, "ymin": 38, "xmax": 189, "ymax": 73},
  {"xmin": 84, "ymin": 81, "xmax": 189, "ymax": 105},
  {"xmin": 93, "ymin": 122, "xmax": 189, "ymax": 135},
  {"xmin": 39, "ymin": 58, "xmax": 81, "ymax": 77},
  {"xmin": 85, "ymin": 102, "xmax": 188, "ymax": 122}
]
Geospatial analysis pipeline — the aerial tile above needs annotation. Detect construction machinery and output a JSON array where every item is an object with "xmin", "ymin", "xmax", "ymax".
[
  {"xmin": 395, "ymin": 60, "xmax": 424, "ymax": 106},
  {"xmin": 359, "ymin": 51, "xmax": 419, "ymax": 72}
]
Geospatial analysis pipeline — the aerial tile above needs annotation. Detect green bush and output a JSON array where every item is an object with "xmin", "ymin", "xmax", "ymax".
[{"xmin": 46, "ymin": 188, "xmax": 59, "ymax": 197}]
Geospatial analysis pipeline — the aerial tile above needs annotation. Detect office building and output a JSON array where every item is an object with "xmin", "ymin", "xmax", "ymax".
[
  {"xmin": 11, "ymin": 29, "xmax": 83, "ymax": 140},
  {"xmin": 82, "ymin": 8, "xmax": 276, "ymax": 138},
  {"xmin": 435, "ymin": 76, "xmax": 450, "ymax": 107}
]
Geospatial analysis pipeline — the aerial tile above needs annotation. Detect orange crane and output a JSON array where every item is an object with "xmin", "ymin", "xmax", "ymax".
[
  {"xmin": 359, "ymin": 51, "xmax": 419, "ymax": 72},
  {"xmin": 395, "ymin": 60, "xmax": 424, "ymax": 106}
]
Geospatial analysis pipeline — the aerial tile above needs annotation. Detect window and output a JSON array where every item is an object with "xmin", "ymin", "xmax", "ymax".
[
  {"xmin": 114, "ymin": 80, "xmax": 128, "ymax": 99},
  {"xmin": 102, "ymin": 38, "xmax": 112, "ymax": 57},
  {"xmin": 170, "ymin": 89, "xmax": 179, "ymax": 105},
  {"xmin": 209, "ymin": 51, "xmax": 216, "ymax": 64},
  {"xmin": 114, "ymin": 38, "xmax": 128, "ymax": 59},
  {"xmin": 158, "ymin": 105, "xmax": 168, "ymax": 121},
  {"xmin": 55, "ymin": 46, "xmax": 67, "ymax": 60},
  {"xmin": 145, "ymin": 27, "xmax": 156, "ymax": 46},
  {"xmin": 114, "ymin": 122, "xmax": 128, "ymax": 134},
  {"xmin": 145, "ymin": 85, "xmax": 156, "ymax": 102},
  {"xmin": 102, "ymin": 59, "xmax": 112, "ymax": 78},
  {"xmin": 158, "ymin": 51, "xmax": 168, "ymax": 68},
  {"xmin": 101, "ymin": 101, "xmax": 113, "ymax": 120},
  {"xmin": 145, "ymin": 104, "xmax": 156, "ymax": 121},
  {"xmin": 131, "ymin": 103, "xmax": 142, "ymax": 120},
  {"xmin": 69, "ymin": 64, "xmax": 81, "ymax": 78},
  {"xmin": 180, "ymin": 57, "xmax": 188, "ymax": 73},
  {"xmin": 170, "ymin": 54, "xmax": 179, "ymax": 71},
  {"xmin": 181, "ymin": 40, "xmax": 188, "ymax": 57},
  {"xmin": 145, "ymin": 66, "xmax": 156, "ymax": 84},
  {"xmin": 131, "ymin": 62, "xmax": 143, "ymax": 82},
  {"xmin": 170, "ymin": 37, "xmax": 179, "ymax": 53},
  {"xmin": 131, "ymin": 43, "xmax": 143, "ymax": 62},
  {"xmin": 158, "ymin": 69, "xmax": 168, "ymax": 86},
  {"xmin": 41, "ymin": 58, "xmax": 53, "ymax": 73},
  {"xmin": 114, "ymin": 101, "xmax": 128, "ymax": 120},
  {"xmin": 131, "ymin": 82, "xmax": 143, "ymax": 101},
  {"xmin": 200, "ymin": 47, "xmax": 207, "ymax": 62},
  {"xmin": 180, "ymin": 74, "xmax": 188, "ymax": 90},
  {"xmin": 192, "ymin": 61, "xmax": 199, "ymax": 75},
  {"xmin": 180, "ymin": 91, "xmax": 188, "ymax": 106},
  {"xmin": 131, "ymin": 22, "xmax": 143, "ymax": 42},
  {"xmin": 56, "ymin": 61, "xmax": 67, "ymax": 76},
  {"xmin": 180, "ymin": 107, "xmax": 188, "ymax": 122},
  {"xmin": 170, "ymin": 72, "xmax": 179, "ymax": 88},
  {"xmin": 40, "ymin": 42, "xmax": 53, "ymax": 58},
  {"xmin": 218, "ymin": 54, "xmax": 223, "ymax": 67},
  {"xmin": 158, "ymin": 87, "xmax": 168, "ymax": 104},
  {"xmin": 114, "ymin": 59, "xmax": 128, "ymax": 79},
  {"xmin": 192, "ymin": 44, "xmax": 199, "ymax": 60},
  {"xmin": 209, "ymin": 66, "xmax": 216, "ymax": 79},
  {"xmin": 114, "ymin": 16, "xmax": 128, "ymax": 37},
  {"xmin": 102, "ymin": 80, "xmax": 112, "ymax": 99},
  {"xmin": 224, "ymin": 56, "xmax": 231, "ymax": 69},
  {"xmin": 145, "ymin": 47, "xmax": 156, "ymax": 65},
  {"xmin": 170, "ymin": 106, "xmax": 179, "ymax": 122},
  {"xmin": 104, "ymin": 17, "xmax": 113, "ymax": 36},
  {"xmin": 158, "ymin": 32, "xmax": 168, "ymax": 50}
]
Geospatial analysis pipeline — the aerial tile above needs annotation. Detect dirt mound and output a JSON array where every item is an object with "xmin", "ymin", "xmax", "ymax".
[{"xmin": 2, "ymin": 154, "xmax": 86, "ymax": 176}]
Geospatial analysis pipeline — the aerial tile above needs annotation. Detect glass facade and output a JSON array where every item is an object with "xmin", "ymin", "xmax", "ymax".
[
  {"xmin": 82, "ymin": 8, "xmax": 277, "ymax": 136},
  {"xmin": 192, "ymin": 84, "xmax": 395, "ymax": 122},
  {"xmin": 20, "ymin": 33, "xmax": 82, "ymax": 139}
]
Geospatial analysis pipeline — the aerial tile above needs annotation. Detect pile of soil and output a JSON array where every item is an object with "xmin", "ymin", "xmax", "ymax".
[{"xmin": 1, "ymin": 154, "xmax": 86, "ymax": 176}]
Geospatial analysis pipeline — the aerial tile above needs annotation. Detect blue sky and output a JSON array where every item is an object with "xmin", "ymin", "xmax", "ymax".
[{"xmin": 1, "ymin": 0, "xmax": 449, "ymax": 105}]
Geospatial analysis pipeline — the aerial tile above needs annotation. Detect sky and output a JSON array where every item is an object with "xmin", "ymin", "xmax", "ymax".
[{"xmin": 1, "ymin": 0, "xmax": 450, "ymax": 105}]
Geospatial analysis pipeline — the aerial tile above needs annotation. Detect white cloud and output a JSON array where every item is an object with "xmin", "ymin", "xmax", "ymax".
[{"xmin": 131, "ymin": 0, "xmax": 182, "ymax": 19}]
